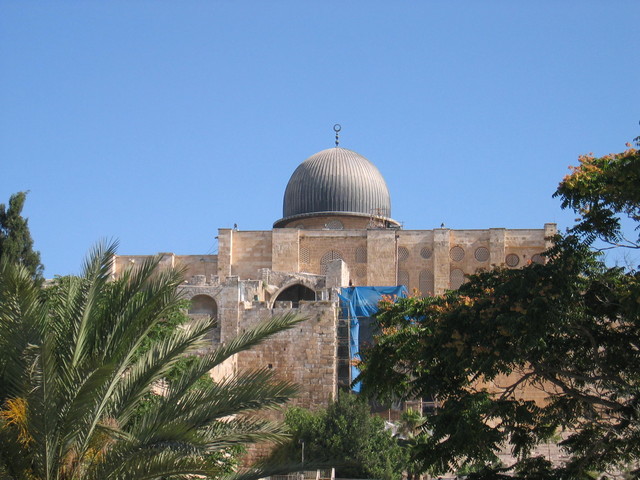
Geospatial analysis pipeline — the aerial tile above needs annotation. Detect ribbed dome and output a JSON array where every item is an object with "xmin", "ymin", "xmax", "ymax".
[{"xmin": 274, "ymin": 147, "xmax": 397, "ymax": 227}]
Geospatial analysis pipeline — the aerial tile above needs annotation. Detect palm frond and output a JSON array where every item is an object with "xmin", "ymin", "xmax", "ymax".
[
  {"xmin": 71, "ymin": 240, "xmax": 119, "ymax": 368},
  {"xmin": 167, "ymin": 312, "xmax": 304, "ymax": 400},
  {"xmin": 0, "ymin": 245, "xmax": 306, "ymax": 480},
  {"xmin": 131, "ymin": 369, "xmax": 297, "ymax": 445},
  {"xmin": 111, "ymin": 315, "xmax": 217, "ymax": 425}
]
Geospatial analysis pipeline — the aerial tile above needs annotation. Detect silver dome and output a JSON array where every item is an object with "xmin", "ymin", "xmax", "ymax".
[{"xmin": 274, "ymin": 147, "xmax": 397, "ymax": 227}]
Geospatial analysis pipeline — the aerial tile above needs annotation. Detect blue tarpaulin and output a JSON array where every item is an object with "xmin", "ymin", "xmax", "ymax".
[{"xmin": 338, "ymin": 286, "xmax": 407, "ymax": 392}]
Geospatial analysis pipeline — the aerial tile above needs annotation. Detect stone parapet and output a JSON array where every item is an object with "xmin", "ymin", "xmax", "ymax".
[{"xmin": 433, "ymin": 228, "xmax": 451, "ymax": 295}]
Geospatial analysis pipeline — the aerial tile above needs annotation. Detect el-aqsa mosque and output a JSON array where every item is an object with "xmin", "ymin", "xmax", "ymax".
[{"xmin": 112, "ymin": 127, "xmax": 556, "ymax": 411}]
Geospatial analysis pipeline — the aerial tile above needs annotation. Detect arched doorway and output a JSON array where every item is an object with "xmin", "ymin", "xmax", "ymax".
[
  {"xmin": 273, "ymin": 284, "xmax": 315, "ymax": 308},
  {"xmin": 188, "ymin": 294, "xmax": 220, "ymax": 344}
]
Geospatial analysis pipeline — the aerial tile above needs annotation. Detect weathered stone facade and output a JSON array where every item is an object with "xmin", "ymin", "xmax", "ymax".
[
  {"xmin": 111, "ymin": 143, "xmax": 556, "ymax": 414},
  {"xmin": 237, "ymin": 300, "xmax": 338, "ymax": 409}
]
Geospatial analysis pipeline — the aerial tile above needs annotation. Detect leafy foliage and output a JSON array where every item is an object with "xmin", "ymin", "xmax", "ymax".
[
  {"xmin": 359, "ymin": 138, "xmax": 640, "ymax": 478},
  {"xmin": 555, "ymin": 137, "xmax": 640, "ymax": 248},
  {"xmin": 0, "ymin": 242, "xmax": 303, "ymax": 480},
  {"xmin": 0, "ymin": 192, "xmax": 43, "ymax": 280},
  {"xmin": 269, "ymin": 393, "xmax": 408, "ymax": 480}
]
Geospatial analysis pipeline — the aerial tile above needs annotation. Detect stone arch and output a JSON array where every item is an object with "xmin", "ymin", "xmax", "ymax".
[
  {"xmin": 271, "ymin": 283, "xmax": 316, "ymax": 308},
  {"xmin": 419, "ymin": 270, "xmax": 434, "ymax": 297},
  {"xmin": 355, "ymin": 246, "xmax": 367, "ymax": 263},
  {"xmin": 397, "ymin": 270, "xmax": 409, "ymax": 291},
  {"xmin": 188, "ymin": 294, "xmax": 220, "ymax": 344},
  {"xmin": 398, "ymin": 246, "xmax": 410, "ymax": 262},
  {"xmin": 325, "ymin": 219, "xmax": 344, "ymax": 230},
  {"xmin": 450, "ymin": 269, "xmax": 465, "ymax": 289},
  {"xmin": 320, "ymin": 250, "xmax": 343, "ymax": 275}
]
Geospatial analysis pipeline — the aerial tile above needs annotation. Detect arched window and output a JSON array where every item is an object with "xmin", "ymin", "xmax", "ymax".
[
  {"xmin": 320, "ymin": 250, "xmax": 343, "ymax": 275},
  {"xmin": 325, "ymin": 219, "xmax": 344, "ymax": 230},
  {"xmin": 274, "ymin": 284, "xmax": 316, "ymax": 308},
  {"xmin": 300, "ymin": 247, "xmax": 310, "ymax": 264},
  {"xmin": 188, "ymin": 294, "xmax": 219, "ymax": 344},
  {"xmin": 450, "ymin": 269, "xmax": 465, "ymax": 289},
  {"xmin": 397, "ymin": 270, "xmax": 409, "ymax": 290},
  {"xmin": 419, "ymin": 270, "xmax": 434, "ymax": 297},
  {"xmin": 398, "ymin": 246, "xmax": 410, "ymax": 262}
]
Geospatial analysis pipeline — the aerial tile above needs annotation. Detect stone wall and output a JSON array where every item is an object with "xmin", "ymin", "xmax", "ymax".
[
  {"xmin": 272, "ymin": 229, "xmax": 300, "ymax": 273},
  {"xmin": 392, "ymin": 228, "xmax": 551, "ymax": 295},
  {"xmin": 236, "ymin": 300, "xmax": 338, "ymax": 411},
  {"xmin": 217, "ymin": 228, "xmax": 233, "ymax": 278},
  {"xmin": 230, "ymin": 231, "xmax": 272, "ymax": 279},
  {"xmin": 476, "ymin": 371, "xmax": 560, "ymax": 407},
  {"xmin": 114, "ymin": 224, "xmax": 554, "ymax": 297},
  {"xmin": 395, "ymin": 230, "xmax": 436, "ymax": 295},
  {"xmin": 299, "ymin": 230, "xmax": 367, "ymax": 283},
  {"xmin": 175, "ymin": 255, "xmax": 218, "ymax": 280},
  {"xmin": 366, "ymin": 229, "xmax": 398, "ymax": 286},
  {"xmin": 204, "ymin": 225, "xmax": 553, "ymax": 296},
  {"xmin": 278, "ymin": 213, "xmax": 373, "ymax": 230},
  {"xmin": 112, "ymin": 253, "xmax": 218, "ymax": 284}
]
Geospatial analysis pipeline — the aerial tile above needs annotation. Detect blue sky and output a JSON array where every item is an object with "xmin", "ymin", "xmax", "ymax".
[{"xmin": 1, "ymin": 1, "xmax": 639, "ymax": 277}]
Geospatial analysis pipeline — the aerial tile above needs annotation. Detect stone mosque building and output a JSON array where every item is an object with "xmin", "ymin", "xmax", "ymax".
[{"xmin": 112, "ymin": 131, "xmax": 556, "ymax": 411}]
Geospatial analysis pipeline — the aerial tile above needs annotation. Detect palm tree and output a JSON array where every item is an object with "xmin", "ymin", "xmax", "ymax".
[
  {"xmin": 397, "ymin": 407, "xmax": 425, "ymax": 441},
  {"xmin": 0, "ymin": 242, "xmax": 302, "ymax": 480},
  {"xmin": 396, "ymin": 408, "xmax": 427, "ymax": 480}
]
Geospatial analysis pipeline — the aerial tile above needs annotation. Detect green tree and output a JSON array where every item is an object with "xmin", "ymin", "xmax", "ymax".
[
  {"xmin": 554, "ymin": 136, "xmax": 640, "ymax": 248},
  {"xmin": 270, "ymin": 393, "xmax": 408, "ymax": 480},
  {"xmin": 358, "ymin": 139, "xmax": 640, "ymax": 479},
  {"xmin": 0, "ymin": 242, "xmax": 302, "ymax": 480},
  {"xmin": 0, "ymin": 192, "xmax": 43, "ymax": 280}
]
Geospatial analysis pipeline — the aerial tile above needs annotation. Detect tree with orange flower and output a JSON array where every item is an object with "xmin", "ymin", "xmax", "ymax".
[{"xmin": 358, "ymin": 134, "xmax": 640, "ymax": 479}]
